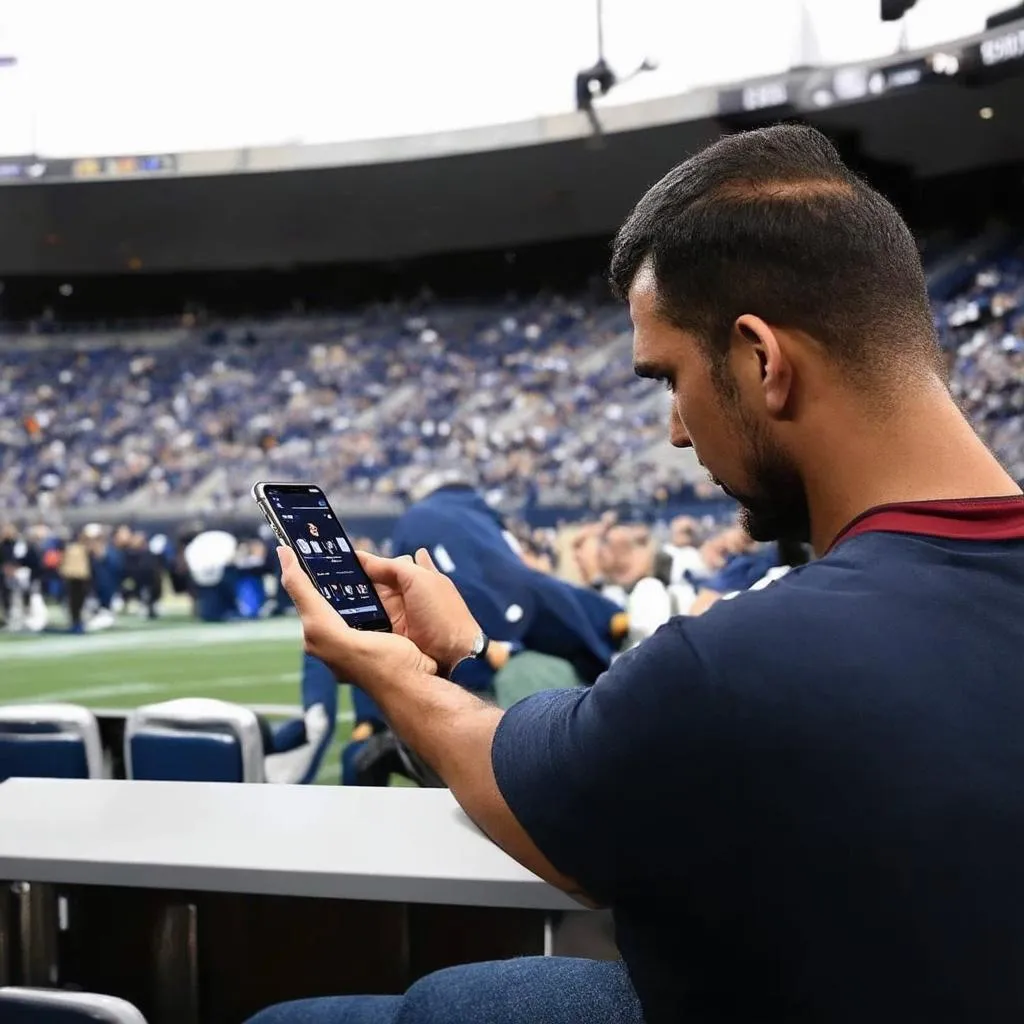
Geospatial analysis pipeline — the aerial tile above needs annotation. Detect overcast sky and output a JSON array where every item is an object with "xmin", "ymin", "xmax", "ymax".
[{"xmin": 0, "ymin": 0, "xmax": 1008, "ymax": 156}]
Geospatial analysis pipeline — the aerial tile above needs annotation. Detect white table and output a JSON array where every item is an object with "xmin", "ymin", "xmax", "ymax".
[
  {"xmin": 0, "ymin": 778, "xmax": 581, "ymax": 1022},
  {"xmin": 0, "ymin": 778, "xmax": 577, "ymax": 910}
]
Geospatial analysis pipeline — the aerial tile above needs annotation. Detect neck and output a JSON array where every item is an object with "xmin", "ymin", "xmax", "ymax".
[{"xmin": 800, "ymin": 379, "xmax": 1022, "ymax": 555}]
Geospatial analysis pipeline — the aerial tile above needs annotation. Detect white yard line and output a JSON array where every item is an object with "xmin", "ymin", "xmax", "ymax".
[
  {"xmin": 11, "ymin": 673, "xmax": 301, "ymax": 703},
  {"xmin": 88, "ymin": 702, "xmax": 355, "ymax": 723},
  {"xmin": 2, "ymin": 685, "xmax": 355, "ymax": 726},
  {"xmin": 0, "ymin": 619, "xmax": 302, "ymax": 661}
]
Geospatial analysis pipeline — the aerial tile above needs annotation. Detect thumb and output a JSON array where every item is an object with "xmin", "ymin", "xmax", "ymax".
[
  {"xmin": 414, "ymin": 547, "xmax": 441, "ymax": 574},
  {"xmin": 278, "ymin": 546, "xmax": 342, "ymax": 623}
]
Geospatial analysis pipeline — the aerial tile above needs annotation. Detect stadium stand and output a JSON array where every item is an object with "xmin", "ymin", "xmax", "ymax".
[
  {"xmin": 939, "ymin": 245, "xmax": 1024, "ymax": 484},
  {"xmin": 0, "ymin": 300, "xmax": 700, "ymax": 518},
  {"xmin": 3, "ymin": 4, "xmax": 1024, "ymax": 1018},
  {"xmin": 2, "ymin": 242, "xmax": 1022, "ymax": 532},
  {"xmin": 3, "ymin": 241, "xmax": 1023, "ymax": 639}
]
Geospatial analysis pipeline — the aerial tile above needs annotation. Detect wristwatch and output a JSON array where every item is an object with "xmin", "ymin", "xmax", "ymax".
[{"xmin": 447, "ymin": 631, "xmax": 490, "ymax": 681}]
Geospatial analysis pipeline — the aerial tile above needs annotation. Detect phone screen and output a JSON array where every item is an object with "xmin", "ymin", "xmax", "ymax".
[{"xmin": 261, "ymin": 484, "xmax": 391, "ymax": 631}]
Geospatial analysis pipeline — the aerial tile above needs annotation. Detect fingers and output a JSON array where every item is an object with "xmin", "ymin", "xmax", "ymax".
[
  {"xmin": 359, "ymin": 549, "xmax": 437, "ymax": 589},
  {"xmin": 278, "ymin": 547, "xmax": 347, "ymax": 629},
  {"xmin": 357, "ymin": 550, "xmax": 395, "ymax": 582},
  {"xmin": 358, "ymin": 550, "xmax": 413, "ymax": 586},
  {"xmin": 414, "ymin": 548, "xmax": 441, "ymax": 574}
]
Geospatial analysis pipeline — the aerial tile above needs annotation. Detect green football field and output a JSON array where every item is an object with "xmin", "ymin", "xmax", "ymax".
[{"xmin": 0, "ymin": 612, "xmax": 357, "ymax": 785}]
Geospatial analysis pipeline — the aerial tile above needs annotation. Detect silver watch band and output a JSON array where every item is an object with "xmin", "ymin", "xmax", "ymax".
[{"xmin": 447, "ymin": 632, "xmax": 489, "ymax": 680}]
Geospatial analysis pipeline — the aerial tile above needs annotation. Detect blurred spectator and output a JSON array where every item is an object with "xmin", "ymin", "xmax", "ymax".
[
  {"xmin": 0, "ymin": 258, "xmax": 1020, "ymax": 585},
  {"xmin": 0, "ymin": 298, "xmax": 698, "ymax": 516},
  {"xmin": 60, "ymin": 530, "xmax": 92, "ymax": 633},
  {"xmin": 121, "ymin": 530, "xmax": 162, "ymax": 619},
  {"xmin": 937, "ymin": 250, "xmax": 1024, "ymax": 483}
]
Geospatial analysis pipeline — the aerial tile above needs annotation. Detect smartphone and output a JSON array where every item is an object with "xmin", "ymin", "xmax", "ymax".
[{"xmin": 252, "ymin": 482, "xmax": 392, "ymax": 633}]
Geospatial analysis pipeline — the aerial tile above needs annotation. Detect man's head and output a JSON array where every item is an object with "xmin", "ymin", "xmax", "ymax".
[
  {"xmin": 601, "ymin": 523, "xmax": 654, "ymax": 588},
  {"xmin": 611, "ymin": 124, "xmax": 940, "ymax": 543},
  {"xmin": 670, "ymin": 515, "xmax": 698, "ymax": 548}
]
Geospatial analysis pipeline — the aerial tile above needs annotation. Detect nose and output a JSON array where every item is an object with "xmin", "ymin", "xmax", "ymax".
[{"xmin": 669, "ymin": 404, "xmax": 692, "ymax": 449}]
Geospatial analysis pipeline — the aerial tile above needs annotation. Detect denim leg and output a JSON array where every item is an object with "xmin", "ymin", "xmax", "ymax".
[
  {"xmin": 396, "ymin": 957, "xmax": 644, "ymax": 1024},
  {"xmin": 245, "ymin": 957, "xmax": 643, "ymax": 1024},
  {"xmin": 245, "ymin": 995, "xmax": 402, "ymax": 1024}
]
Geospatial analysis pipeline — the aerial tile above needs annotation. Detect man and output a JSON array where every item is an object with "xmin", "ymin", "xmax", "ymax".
[
  {"xmin": 248, "ymin": 125, "xmax": 1024, "ymax": 1024},
  {"xmin": 0, "ymin": 522, "xmax": 18, "ymax": 627},
  {"xmin": 85, "ymin": 524, "xmax": 123, "ymax": 631},
  {"xmin": 686, "ymin": 535, "xmax": 811, "ymax": 616},
  {"xmin": 1, "ymin": 523, "xmax": 46, "ymax": 632},
  {"xmin": 120, "ymin": 531, "xmax": 162, "ymax": 620},
  {"xmin": 183, "ymin": 529, "xmax": 239, "ymax": 622},
  {"xmin": 60, "ymin": 529, "xmax": 93, "ymax": 634}
]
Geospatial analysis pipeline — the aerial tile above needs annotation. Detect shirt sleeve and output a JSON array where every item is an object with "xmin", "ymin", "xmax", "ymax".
[{"xmin": 491, "ymin": 620, "xmax": 714, "ymax": 903}]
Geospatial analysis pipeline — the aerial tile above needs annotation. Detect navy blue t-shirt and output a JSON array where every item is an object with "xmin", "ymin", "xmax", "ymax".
[{"xmin": 492, "ymin": 497, "xmax": 1024, "ymax": 1023}]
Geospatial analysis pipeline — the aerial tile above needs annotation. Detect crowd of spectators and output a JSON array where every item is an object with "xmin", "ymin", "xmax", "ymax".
[
  {"xmin": 0, "ymin": 297, "xmax": 697, "ymax": 517},
  {"xmin": 1, "ymin": 252, "xmax": 1022, "ymax": 522},
  {"xmin": 0, "ymin": 508, "xmax": 780, "ymax": 634},
  {"xmin": 937, "ymin": 251, "xmax": 1024, "ymax": 484}
]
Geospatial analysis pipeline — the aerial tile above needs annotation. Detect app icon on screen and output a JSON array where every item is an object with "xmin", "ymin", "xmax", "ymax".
[
  {"xmin": 296, "ymin": 538, "xmax": 312, "ymax": 555},
  {"xmin": 310, "ymin": 541, "xmax": 323, "ymax": 554},
  {"xmin": 337, "ymin": 537, "xmax": 351, "ymax": 553},
  {"xmin": 343, "ymin": 585, "xmax": 355, "ymax": 598}
]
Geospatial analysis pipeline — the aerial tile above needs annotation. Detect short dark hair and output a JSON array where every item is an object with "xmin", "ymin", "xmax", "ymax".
[{"xmin": 610, "ymin": 124, "xmax": 937, "ymax": 378}]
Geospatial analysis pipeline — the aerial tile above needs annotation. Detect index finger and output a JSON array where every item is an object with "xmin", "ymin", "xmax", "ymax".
[{"xmin": 357, "ymin": 550, "xmax": 416, "ymax": 587}]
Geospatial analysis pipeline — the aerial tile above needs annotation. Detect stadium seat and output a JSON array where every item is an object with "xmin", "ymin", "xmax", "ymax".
[
  {"xmin": 0, "ymin": 988, "xmax": 148, "ymax": 1023},
  {"xmin": 125, "ymin": 698, "xmax": 265, "ymax": 783},
  {"xmin": 0, "ymin": 704, "xmax": 104, "ymax": 782}
]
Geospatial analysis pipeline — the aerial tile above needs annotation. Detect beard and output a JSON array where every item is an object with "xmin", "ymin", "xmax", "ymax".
[{"xmin": 715, "ymin": 413, "xmax": 811, "ymax": 545}]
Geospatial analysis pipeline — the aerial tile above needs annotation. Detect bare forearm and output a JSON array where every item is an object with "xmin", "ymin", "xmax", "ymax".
[
  {"xmin": 365, "ymin": 668, "xmax": 501, "ymax": 788},
  {"xmin": 362, "ymin": 669, "xmax": 582, "ymax": 895}
]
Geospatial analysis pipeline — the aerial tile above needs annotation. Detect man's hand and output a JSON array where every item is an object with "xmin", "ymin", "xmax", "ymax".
[
  {"xmin": 278, "ymin": 547, "xmax": 438, "ymax": 685},
  {"xmin": 280, "ymin": 550, "xmax": 585, "ymax": 902},
  {"xmin": 357, "ymin": 548, "xmax": 481, "ymax": 672}
]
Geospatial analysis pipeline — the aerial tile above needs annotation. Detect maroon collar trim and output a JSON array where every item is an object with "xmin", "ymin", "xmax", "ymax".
[{"xmin": 827, "ymin": 495, "xmax": 1024, "ymax": 554}]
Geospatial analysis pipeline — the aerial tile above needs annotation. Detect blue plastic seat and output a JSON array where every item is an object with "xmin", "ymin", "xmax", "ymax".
[
  {"xmin": 125, "ymin": 698, "xmax": 264, "ymax": 783},
  {"xmin": 0, "ymin": 704, "xmax": 104, "ymax": 782}
]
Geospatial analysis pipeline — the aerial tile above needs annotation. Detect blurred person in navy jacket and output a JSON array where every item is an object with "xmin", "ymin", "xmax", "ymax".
[
  {"xmin": 390, "ymin": 473, "xmax": 626, "ymax": 689},
  {"xmin": 335, "ymin": 473, "xmax": 631, "ymax": 785}
]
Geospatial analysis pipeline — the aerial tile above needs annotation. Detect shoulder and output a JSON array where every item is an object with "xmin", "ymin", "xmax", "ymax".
[{"xmin": 679, "ymin": 555, "xmax": 872, "ymax": 663}]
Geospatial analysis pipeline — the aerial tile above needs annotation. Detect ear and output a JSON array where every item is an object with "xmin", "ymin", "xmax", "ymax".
[{"xmin": 733, "ymin": 314, "xmax": 793, "ymax": 417}]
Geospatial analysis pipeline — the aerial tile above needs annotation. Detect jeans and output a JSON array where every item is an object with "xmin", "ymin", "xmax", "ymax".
[{"xmin": 244, "ymin": 956, "xmax": 644, "ymax": 1024}]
